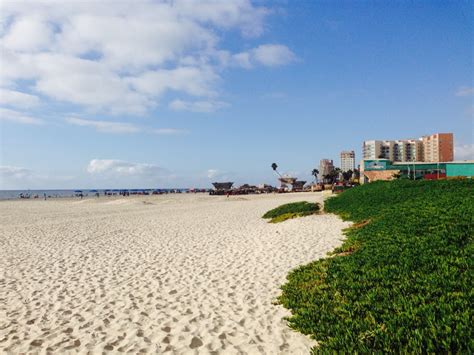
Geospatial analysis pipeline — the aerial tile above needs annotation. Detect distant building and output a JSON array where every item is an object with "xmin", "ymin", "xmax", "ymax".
[
  {"xmin": 363, "ymin": 133, "xmax": 453, "ymax": 163},
  {"xmin": 340, "ymin": 151, "xmax": 355, "ymax": 172},
  {"xmin": 320, "ymin": 159, "xmax": 334, "ymax": 176},
  {"xmin": 422, "ymin": 133, "xmax": 454, "ymax": 162}
]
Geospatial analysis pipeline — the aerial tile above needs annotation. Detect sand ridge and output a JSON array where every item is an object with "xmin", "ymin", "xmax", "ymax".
[{"xmin": 0, "ymin": 192, "xmax": 350, "ymax": 354}]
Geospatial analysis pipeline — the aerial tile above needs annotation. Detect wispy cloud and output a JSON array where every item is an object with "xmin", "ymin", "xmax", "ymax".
[
  {"xmin": 65, "ymin": 117, "xmax": 187, "ymax": 135},
  {"xmin": 227, "ymin": 44, "xmax": 296, "ymax": 69},
  {"xmin": 65, "ymin": 117, "xmax": 140, "ymax": 133},
  {"xmin": 0, "ymin": 165, "xmax": 74, "ymax": 189},
  {"xmin": 0, "ymin": 165, "xmax": 33, "ymax": 179},
  {"xmin": 456, "ymin": 86, "xmax": 474, "ymax": 97},
  {"xmin": 0, "ymin": 165, "xmax": 77, "ymax": 190},
  {"xmin": 0, "ymin": 108, "xmax": 44, "ymax": 125}
]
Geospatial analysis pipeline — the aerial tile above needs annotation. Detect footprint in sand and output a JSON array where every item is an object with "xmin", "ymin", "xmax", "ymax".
[{"xmin": 190, "ymin": 337, "xmax": 203, "ymax": 349}]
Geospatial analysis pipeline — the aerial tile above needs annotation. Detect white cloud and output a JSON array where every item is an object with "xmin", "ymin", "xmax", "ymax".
[
  {"xmin": 250, "ymin": 44, "xmax": 296, "ymax": 67},
  {"xmin": 128, "ymin": 66, "xmax": 218, "ymax": 98},
  {"xmin": 207, "ymin": 169, "xmax": 220, "ymax": 179},
  {"xmin": 0, "ymin": 88, "xmax": 40, "ymax": 108},
  {"xmin": 232, "ymin": 52, "xmax": 252, "ymax": 68},
  {"xmin": 57, "ymin": 13, "xmax": 215, "ymax": 71},
  {"xmin": 172, "ymin": 0, "xmax": 268, "ymax": 37},
  {"xmin": 33, "ymin": 53, "xmax": 152, "ymax": 114},
  {"xmin": 454, "ymin": 144, "xmax": 474, "ymax": 160},
  {"xmin": 456, "ymin": 86, "xmax": 474, "ymax": 97},
  {"xmin": 0, "ymin": 108, "xmax": 44, "ymax": 125},
  {"xmin": 206, "ymin": 168, "xmax": 234, "ymax": 181},
  {"xmin": 0, "ymin": 1, "xmax": 290, "ymax": 116},
  {"xmin": 2, "ymin": 16, "xmax": 53, "ymax": 52},
  {"xmin": 87, "ymin": 159, "xmax": 167, "ymax": 177},
  {"xmin": 169, "ymin": 99, "xmax": 227, "ymax": 113},
  {"xmin": 65, "ymin": 117, "xmax": 140, "ymax": 133}
]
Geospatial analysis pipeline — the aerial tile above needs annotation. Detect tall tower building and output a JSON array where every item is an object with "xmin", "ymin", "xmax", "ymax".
[{"xmin": 340, "ymin": 151, "xmax": 355, "ymax": 172}]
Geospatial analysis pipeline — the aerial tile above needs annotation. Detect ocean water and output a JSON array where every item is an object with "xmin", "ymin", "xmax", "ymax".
[
  {"xmin": 0, "ymin": 190, "xmax": 79, "ymax": 200},
  {"xmin": 0, "ymin": 189, "xmax": 196, "ymax": 200}
]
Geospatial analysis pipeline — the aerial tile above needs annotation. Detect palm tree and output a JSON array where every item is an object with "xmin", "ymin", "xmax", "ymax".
[
  {"xmin": 311, "ymin": 168, "xmax": 319, "ymax": 183},
  {"xmin": 271, "ymin": 163, "xmax": 282, "ymax": 177},
  {"xmin": 342, "ymin": 169, "xmax": 353, "ymax": 182},
  {"xmin": 324, "ymin": 168, "xmax": 340, "ymax": 184}
]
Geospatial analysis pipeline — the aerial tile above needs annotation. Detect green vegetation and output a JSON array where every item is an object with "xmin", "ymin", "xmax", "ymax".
[
  {"xmin": 279, "ymin": 179, "xmax": 474, "ymax": 353},
  {"xmin": 263, "ymin": 201, "xmax": 320, "ymax": 223}
]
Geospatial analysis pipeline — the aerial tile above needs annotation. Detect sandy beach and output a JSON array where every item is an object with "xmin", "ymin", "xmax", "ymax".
[{"xmin": 0, "ymin": 192, "xmax": 350, "ymax": 354}]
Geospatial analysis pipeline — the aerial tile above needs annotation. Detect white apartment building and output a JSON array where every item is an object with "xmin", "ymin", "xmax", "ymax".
[
  {"xmin": 340, "ymin": 151, "xmax": 355, "ymax": 172},
  {"xmin": 363, "ymin": 138, "xmax": 424, "ymax": 162},
  {"xmin": 393, "ymin": 139, "xmax": 424, "ymax": 162},
  {"xmin": 363, "ymin": 140, "xmax": 395, "ymax": 160}
]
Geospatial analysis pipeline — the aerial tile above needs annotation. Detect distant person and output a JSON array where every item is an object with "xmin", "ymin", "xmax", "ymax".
[{"xmin": 44, "ymin": 193, "xmax": 47, "ymax": 200}]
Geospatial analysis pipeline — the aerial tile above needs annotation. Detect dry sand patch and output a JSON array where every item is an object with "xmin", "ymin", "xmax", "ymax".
[{"xmin": 0, "ymin": 193, "xmax": 349, "ymax": 354}]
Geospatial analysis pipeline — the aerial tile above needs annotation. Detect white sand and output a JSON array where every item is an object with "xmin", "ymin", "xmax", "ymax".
[{"xmin": 0, "ymin": 192, "xmax": 350, "ymax": 354}]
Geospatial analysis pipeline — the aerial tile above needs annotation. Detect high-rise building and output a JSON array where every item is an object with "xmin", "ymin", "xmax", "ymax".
[
  {"xmin": 319, "ymin": 159, "xmax": 334, "ymax": 176},
  {"xmin": 363, "ymin": 133, "xmax": 453, "ymax": 162},
  {"xmin": 422, "ymin": 133, "xmax": 454, "ymax": 162},
  {"xmin": 340, "ymin": 151, "xmax": 355, "ymax": 172}
]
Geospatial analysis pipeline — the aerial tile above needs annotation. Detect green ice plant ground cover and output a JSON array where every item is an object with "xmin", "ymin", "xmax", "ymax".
[
  {"xmin": 278, "ymin": 179, "xmax": 473, "ymax": 353},
  {"xmin": 262, "ymin": 201, "xmax": 320, "ymax": 223}
]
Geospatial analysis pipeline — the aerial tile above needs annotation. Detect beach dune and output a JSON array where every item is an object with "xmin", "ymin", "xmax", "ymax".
[{"xmin": 0, "ymin": 192, "xmax": 349, "ymax": 354}]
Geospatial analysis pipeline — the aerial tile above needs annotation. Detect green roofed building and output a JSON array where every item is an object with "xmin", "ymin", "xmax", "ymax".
[{"xmin": 360, "ymin": 159, "xmax": 474, "ymax": 184}]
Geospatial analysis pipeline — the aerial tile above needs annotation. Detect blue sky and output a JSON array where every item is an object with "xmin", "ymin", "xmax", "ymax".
[{"xmin": 0, "ymin": 0, "xmax": 472, "ymax": 189}]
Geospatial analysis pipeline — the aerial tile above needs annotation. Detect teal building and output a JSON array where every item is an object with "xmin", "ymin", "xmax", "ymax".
[{"xmin": 361, "ymin": 159, "xmax": 474, "ymax": 182}]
